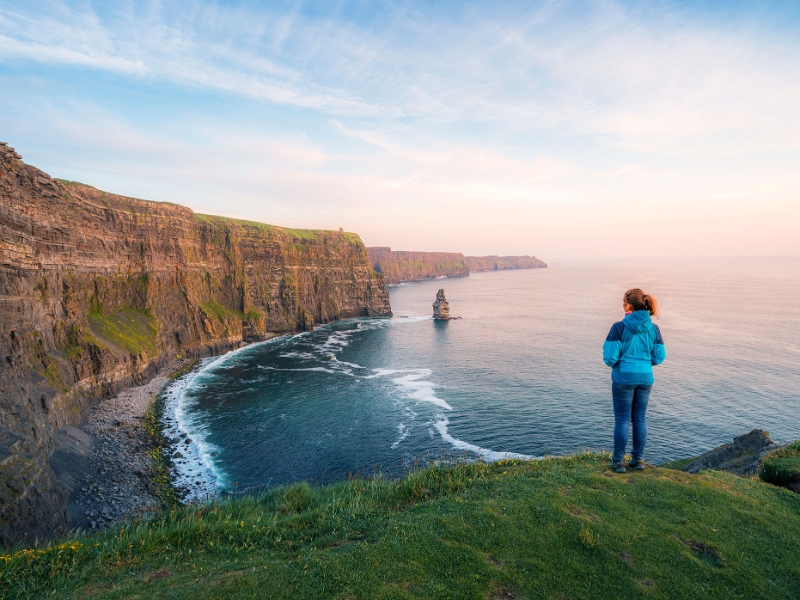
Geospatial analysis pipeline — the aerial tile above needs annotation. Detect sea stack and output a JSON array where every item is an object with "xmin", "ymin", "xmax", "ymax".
[{"xmin": 433, "ymin": 288, "xmax": 450, "ymax": 320}]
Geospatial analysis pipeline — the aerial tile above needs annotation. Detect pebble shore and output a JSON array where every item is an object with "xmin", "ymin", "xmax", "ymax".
[{"xmin": 67, "ymin": 359, "xmax": 184, "ymax": 532}]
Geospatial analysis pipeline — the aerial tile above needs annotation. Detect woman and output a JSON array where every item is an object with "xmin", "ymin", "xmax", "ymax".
[{"xmin": 602, "ymin": 288, "xmax": 666, "ymax": 472}]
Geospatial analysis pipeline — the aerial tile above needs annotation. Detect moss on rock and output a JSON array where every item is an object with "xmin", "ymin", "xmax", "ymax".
[{"xmin": 88, "ymin": 309, "xmax": 159, "ymax": 356}]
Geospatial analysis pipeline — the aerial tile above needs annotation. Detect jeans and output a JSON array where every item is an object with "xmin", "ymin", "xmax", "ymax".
[{"xmin": 612, "ymin": 383, "xmax": 652, "ymax": 464}]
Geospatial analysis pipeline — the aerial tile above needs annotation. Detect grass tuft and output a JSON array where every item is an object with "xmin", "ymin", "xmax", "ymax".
[{"xmin": 579, "ymin": 523, "xmax": 598, "ymax": 549}]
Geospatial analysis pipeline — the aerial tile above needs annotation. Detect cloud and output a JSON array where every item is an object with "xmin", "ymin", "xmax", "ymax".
[
  {"xmin": 1, "ymin": 1, "xmax": 799, "ymax": 257},
  {"xmin": 2, "ymin": 1, "xmax": 799, "ymax": 156}
]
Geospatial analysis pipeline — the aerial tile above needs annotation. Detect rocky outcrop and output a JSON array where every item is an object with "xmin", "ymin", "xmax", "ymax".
[
  {"xmin": 367, "ymin": 247, "xmax": 469, "ymax": 284},
  {"xmin": 682, "ymin": 430, "xmax": 777, "ymax": 476},
  {"xmin": 0, "ymin": 142, "xmax": 391, "ymax": 546},
  {"xmin": 432, "ymin": 289, "xmax": 450, "ymax": 320},
  {"xmin": 466, "ymin": 255, "xmax": 547, "ymax": 272}
]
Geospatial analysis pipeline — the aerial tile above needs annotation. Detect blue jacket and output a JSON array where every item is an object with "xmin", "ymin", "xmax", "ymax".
[{"xmin": 603, "ymin": 310, "xmax": 666, "ymax": 385}]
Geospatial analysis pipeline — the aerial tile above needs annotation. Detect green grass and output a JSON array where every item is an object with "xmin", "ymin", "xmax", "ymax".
[
  {"xmin": 245, "ymin": 307, "xmax": 263, "ymax": 321},
  {"xmin": 141, "ymin": 362, "xmax": 201, "ymax": 508},
  {"xmin": 192, "ymin": 213, "xmax": 361, "ymax": 243},
  {"xmin": 43, "ymin": 360, "xmax": 68, "ymax": 393},
  {"xmin": 760, "ymin": 441, "xmax": 800, "ymax": 486},
  {"xmin": 56, "ymin": 179, "xmax": 90, "ymax": 187},
  {"xmin": 141, "ymin": 394, "xmax": 179, "ymax": 510},
  {"xmin": 200, "ymin": 299, "xmax": 245, "ymax": 322},
  {"xmin": 2, "ymin": 453, "xmax": 799, "ymax": 599},
  {"xmin": 88, "ymin": 309, "xmax": 159, "ymax": 356},
  {"xmin": 193, "ymin": 214, "xmax": 321, "ymax": 240},
  {"xmin": 658, "ymin": 456, "xmax": 696, "ymax": 471}
]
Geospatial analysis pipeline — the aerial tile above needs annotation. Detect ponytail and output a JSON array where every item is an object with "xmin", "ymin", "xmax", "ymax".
[
  {"xmin": 624, "ymin": 288, "xmax": 659, "ymax": 317},
  {"xmin": 642, "ymin": 294, "xmax": 659, "ymax": 317}
]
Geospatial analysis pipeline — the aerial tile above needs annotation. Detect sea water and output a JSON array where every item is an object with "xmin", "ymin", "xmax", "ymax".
[{"xmin": 162, "ymin": 257, "xmax": 800, "ymax": 500}]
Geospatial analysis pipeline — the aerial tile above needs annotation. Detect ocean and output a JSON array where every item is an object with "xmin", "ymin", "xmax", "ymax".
[{"xmin": 161, "ymin": 257, "xmax": 800, "ymax": 500}]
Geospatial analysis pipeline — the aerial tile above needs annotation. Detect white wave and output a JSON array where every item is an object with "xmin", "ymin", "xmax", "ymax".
[
  {"xmin": 329, "ymin": 356, "xmax": 366, "ymax": 369},
  {"xmin": 432, "ymin": 416, "xmax": 536, "ymax": 462},
  {"xmin": 258, "ymin": 365, "xmax": 336, "ymax": 374},
  {"xmin": 161, "ymin": 368, "xmax": 226, "ymax": 502},
  {"xmin": 161, "ymin": 334, "xmax": 292, "ymax": 500},
  {"xmin": 280, "ymin": 351, "xmax": 316, "ymax": 359},
  {"xmin": 315, "ymin": 329, "xmax": 355, "ymax": 354},
  {"xmin": 189, "ymin": 335, "xmax": 293, "ymax": 385},
  {"xmin": 388, "ymin": 315, "xmax": 432, "ymax": 322},
  {"xmin": 390, "ymin": 372, "xmax": 453, "ymax": 410},
  {"xmin": 391, "ymin": 423, "xmax": 411, "ymax": 449}
]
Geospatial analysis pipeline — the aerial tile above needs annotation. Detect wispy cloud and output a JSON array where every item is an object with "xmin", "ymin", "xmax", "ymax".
[
  {"xmin": 1, "ymin": 1, "xmax": 798, "ymax": 256},
  {"xmin": 3, "ymin": 1, "xmax": 799, "ymax": 153}
]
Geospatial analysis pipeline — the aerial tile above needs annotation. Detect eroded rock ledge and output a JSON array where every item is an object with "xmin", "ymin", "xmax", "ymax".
[{"xmin": 0, "ymin": 142, "xmax": 391, "ymax": 546}]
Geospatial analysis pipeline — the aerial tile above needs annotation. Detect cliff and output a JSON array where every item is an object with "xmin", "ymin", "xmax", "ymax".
[
  {"xmin": 366, "ymin": 247, "xmax": 469, "ymax": 284},
  {"xmin": 366, "ymin": 248, "xmax": 547, "ymax": 284},
  {"xmin": 0, "ymin": 142, "xmax": 391, "ymax": 545},
  {"xmin": 466, "ymin": 255, "xmax": 547, "ymax": 271}
]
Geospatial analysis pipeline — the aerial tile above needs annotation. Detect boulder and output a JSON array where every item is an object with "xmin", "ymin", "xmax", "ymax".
[{"xmin": 682, "ymin": 429, "xmax": 776, "ymax": 476}]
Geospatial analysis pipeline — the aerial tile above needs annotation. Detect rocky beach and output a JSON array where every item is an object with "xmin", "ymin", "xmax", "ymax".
[{"xmin": 49, "ymin": 359, "xmax": 185, "ymax": 534}]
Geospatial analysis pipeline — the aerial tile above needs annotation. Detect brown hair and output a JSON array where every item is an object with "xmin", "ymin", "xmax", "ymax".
[{"xmin": 624, "ymin": 288, "xmax": 659, "ymax": 317}]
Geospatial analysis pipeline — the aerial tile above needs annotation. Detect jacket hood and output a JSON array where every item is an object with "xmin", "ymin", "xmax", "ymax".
[{"xmin": 623, "ymin": 310, "xmax": 652, "ymax": 333}]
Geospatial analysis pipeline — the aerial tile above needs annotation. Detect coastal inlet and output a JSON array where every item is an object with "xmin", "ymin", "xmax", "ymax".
[{"xmin": 162, "ymin": 260, "xmax": 800, "ymax": 500}]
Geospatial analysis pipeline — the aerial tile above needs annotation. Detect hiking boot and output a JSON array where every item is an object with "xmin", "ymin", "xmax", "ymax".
[
  {"xmin": 611, "ymin": 463, "xmax": 627, "ymax": 473},
  {"xmin": 628, "ymin": 460, "xmax": 646, "ymax": 471}
]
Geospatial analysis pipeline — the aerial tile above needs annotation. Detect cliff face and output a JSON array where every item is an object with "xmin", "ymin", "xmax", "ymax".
[
  {"xmin": 366, "ymin": 248, "xmax": 547, "ymax": 284},
  {"xmin": 367, "ymin": 247, "xmax": 469, "ymax": 284},
  {"xmin": 0, "ymin": 142, "xmax": 391, "ymax": 545},
  {"xmin": 466, "ymin": 255, "xmax": 547, "ymax": 272}
]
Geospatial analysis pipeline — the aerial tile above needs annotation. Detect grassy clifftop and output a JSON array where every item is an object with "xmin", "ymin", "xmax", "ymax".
[
  {"xmin": 3, "ymin": 452, "xmax": 799, "ymax": 599},
  {"xmin": 193, "ymin": 214, "xmax": 364, "ymax": 245}
]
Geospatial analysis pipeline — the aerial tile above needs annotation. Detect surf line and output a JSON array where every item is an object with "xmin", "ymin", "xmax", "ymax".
[
  {"xmin": 159, "ymin": 317, "xmax": 391, "ymax": 500},
  {"xmin": 161, "ymin": 334, "xmax": 289, "ymax": 501},
  {"xmin": 374, "ymin": 368, "xmax": 536, "ymax": 462}
]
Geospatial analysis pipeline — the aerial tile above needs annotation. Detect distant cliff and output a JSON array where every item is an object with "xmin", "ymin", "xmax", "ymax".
[
  {"xmin": 367, "ymin": 248, "xmax": 547, "ymax": 284},
  {"xmin": 367, "ymin": 247, "xmax": 469, "ymax": 284},
  {"xmin": 466, "ymin": 255, "xmax": 547, "ymax": 272},
  {"xmin": 0, "ymin": 142, "xmax": 391, "ymax": 545}
]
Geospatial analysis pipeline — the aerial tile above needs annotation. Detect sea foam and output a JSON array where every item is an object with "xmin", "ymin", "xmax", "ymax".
[{"xmin": 163, "ymin": 335, "xmax": 287, "ymax": 499}]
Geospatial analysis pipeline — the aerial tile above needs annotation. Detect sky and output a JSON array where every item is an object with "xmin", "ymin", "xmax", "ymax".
[{"xmin": 1, "ymin": 0, "xmax": 799, "ymax": 258}]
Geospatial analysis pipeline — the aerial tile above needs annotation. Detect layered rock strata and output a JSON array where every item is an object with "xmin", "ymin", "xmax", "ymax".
[
  {"xmin": 432, "ymin": 289, "xmax": 450, "ymax": 320},
  {"xmin": 465, "ymin": 255, "xmax": 547, "ymax": 272},
  {"xmin": 367, "ymin": 247, "xmax": 469, "ymax": 284},
  {"xmin": 0, "ymin": 142, "xmax": 391, "ymax": 545}
]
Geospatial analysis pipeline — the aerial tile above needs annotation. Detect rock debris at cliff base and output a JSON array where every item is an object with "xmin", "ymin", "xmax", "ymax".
[{"xmin": 50, "ymin": 361, "xmax": 184, "ymax": 533}]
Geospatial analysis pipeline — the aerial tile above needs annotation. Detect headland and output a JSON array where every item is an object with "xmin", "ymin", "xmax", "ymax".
[
  {"xmin": 367, "ymin": 247, "xmax": 547, "ymax": 284},
  {"xmin": 0, "ymin": 142, "xmax": 391, "ymax": 546}
]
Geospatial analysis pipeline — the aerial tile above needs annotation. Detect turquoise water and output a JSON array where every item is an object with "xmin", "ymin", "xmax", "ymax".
[{"xmin": 163, "ymin": 258, "xmax": 800, "ymax": 499}]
